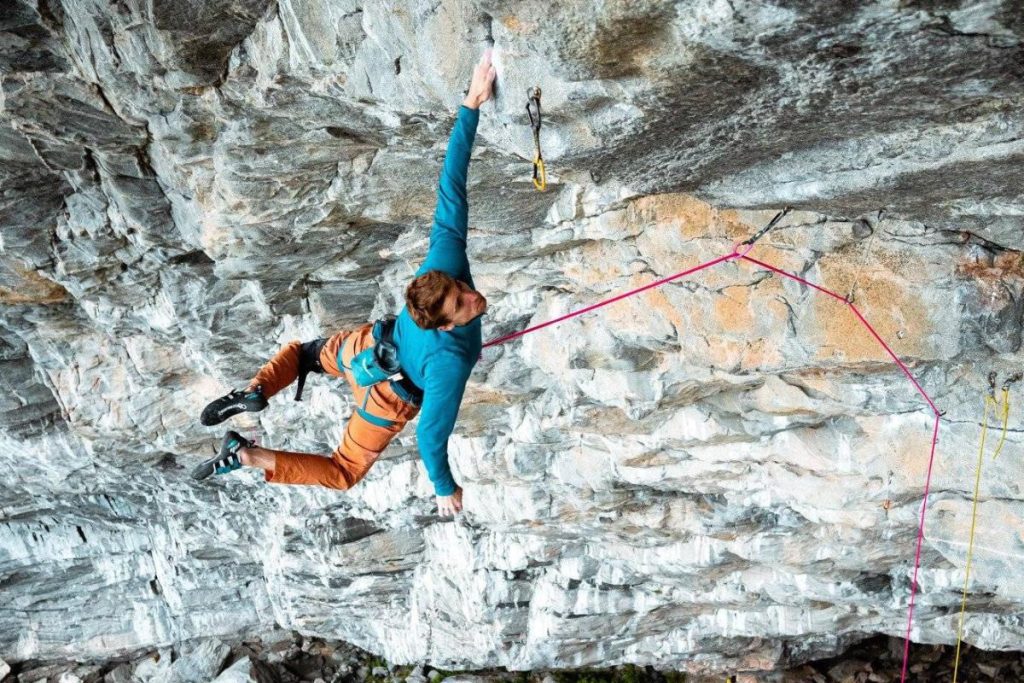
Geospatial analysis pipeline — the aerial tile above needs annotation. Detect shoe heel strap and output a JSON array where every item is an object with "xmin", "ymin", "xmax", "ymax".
[
  {"xmin": 214, "ymin": 453, "xmax": 241, "ymax": 474},
  {"xmin": 220, "ymin": 452, "xmax": 241, "ymax": 467}
]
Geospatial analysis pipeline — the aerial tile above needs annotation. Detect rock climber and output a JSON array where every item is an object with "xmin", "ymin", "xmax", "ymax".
[{"xmin": 192, "ymin": 49, "xmax": 498, "ymax": 517}]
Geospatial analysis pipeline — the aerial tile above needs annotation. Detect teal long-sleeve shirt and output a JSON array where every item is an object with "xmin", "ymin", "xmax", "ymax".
[{"xmin": 393, "ymin": 105, "xmax": 482, "ymax": 496}]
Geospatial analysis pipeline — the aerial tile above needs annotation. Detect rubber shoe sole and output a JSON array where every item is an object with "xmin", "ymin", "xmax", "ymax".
[{"xmin": 200, "ymin": 389, "xmax": 268, "ymax": 426}]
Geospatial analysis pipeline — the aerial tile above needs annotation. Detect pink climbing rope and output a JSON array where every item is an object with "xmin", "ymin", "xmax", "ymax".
[
  {"xmin": 736, "ymin": 253, "xmax": 942, "ymax": 682},
  {"xmin": 739, "ymin": 254, "xmax": 939, "ymax": 414},
  {"xmin": 482, "ymin": 243, "xmax": 941, "ymax": 682},
  {"xmin": 901, "ymin": 413, "xmax": 941, "ymax": 682},
  {"xmin": 483, "ymin": 252, "xmax": 738, "ymax": 348}
]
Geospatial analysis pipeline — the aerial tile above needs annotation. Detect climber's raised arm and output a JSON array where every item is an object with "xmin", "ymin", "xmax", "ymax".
[{"xmin": 420, "ymin": 49, "xmax": 496, "ymax": 281}]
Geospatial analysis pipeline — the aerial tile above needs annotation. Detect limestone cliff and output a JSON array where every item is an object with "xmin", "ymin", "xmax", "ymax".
[{"xmin": 1, "ymin": 0, "xmax": 1023, "ymax": 676}]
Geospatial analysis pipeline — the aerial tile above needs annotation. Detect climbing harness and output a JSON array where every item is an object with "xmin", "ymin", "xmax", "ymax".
[
  {"xmin": 526, "ymin": 86, "xmax": 546, "ymax": 191},
  {"xmin": 952, "ymin": 372, "xmax": 1020, "ymax": 682},
  {"xmin": 348, "ymin": 318, "xmax": 402, "ymax": 388}
]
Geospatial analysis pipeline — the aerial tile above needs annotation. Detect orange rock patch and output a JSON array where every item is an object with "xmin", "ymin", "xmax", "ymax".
[
  {"xmin": 600, "ymin": 273, "xmax": 685, "ymax": 333},
  {"xmin": 955, "ymin": 251, "xmax": 1024, "ymax": 280},
  {"xmin": 739, "ymin": 337, "xmax": 786, "ymax": 371},
  {"xmin": 0, "ymin": 263, "xmax": 68, "ymax": 305},
  {"xmin": 501, "ymin": 15, "xmax": 537, "ymax": 33},
  {"xmin": 630, "ymin": 193, "xmax": 750, "ymax": 243},
  {"xmin": 714, "ymin": 285, "xmax": 754, "ymax": 333},
  {"xmin": 811, "ymin": 249, "xmax": 930, "ymax": 362}
]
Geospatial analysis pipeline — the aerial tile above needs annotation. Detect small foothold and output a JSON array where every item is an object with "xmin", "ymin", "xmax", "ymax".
[{"xmin": 853, "ymin": 218, "xmax": 873, "ymax": 239}]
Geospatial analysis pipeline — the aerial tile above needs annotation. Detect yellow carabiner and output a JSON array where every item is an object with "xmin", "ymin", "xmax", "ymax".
[{"xmin": 533, "ymin": 155, "xmax": 547, "ymax": 192}]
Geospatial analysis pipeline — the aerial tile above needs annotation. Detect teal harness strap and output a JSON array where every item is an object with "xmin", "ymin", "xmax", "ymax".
[
  {"xmin": 356, "ymin": 406, "xmax": 397, "ymax": 428},
  {"xmin": 341, "ymin": 340, "xmax": 397, "ymax": 428},
  {"xmin": 356, "ymin": 387, "xmax": 395, "ymax": 426}
]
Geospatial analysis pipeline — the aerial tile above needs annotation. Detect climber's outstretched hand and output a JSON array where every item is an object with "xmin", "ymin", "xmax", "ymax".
[
  {"xmin": 437, "ymin": 486, "xmax": 464, "ymax": 517},
  {"xmin": 463, "ymin": 49, "xmax": 496, "ymax": 110}
]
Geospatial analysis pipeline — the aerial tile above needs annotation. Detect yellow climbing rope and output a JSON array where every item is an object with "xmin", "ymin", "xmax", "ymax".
[{"xmin": 951, "ymin": 382, "xmax": 1012, "ymax": 682}]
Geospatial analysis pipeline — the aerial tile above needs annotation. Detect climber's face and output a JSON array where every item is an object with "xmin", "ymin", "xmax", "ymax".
[{"xmin": 439, "ymin": 280, "xmax": 487, "ymax": 330}]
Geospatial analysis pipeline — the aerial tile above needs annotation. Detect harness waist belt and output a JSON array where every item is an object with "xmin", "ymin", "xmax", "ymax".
[{"xmin": 373, "ymin": 317, "xmax": 424, "ymax": 402}]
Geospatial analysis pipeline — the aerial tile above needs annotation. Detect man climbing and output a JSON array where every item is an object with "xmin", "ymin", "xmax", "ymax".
[{"xmin": 193, "ymin": 49, "xmax": 497, "ymax": 517}]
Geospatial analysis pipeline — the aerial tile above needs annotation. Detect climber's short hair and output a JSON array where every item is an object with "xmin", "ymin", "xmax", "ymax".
[{"xmin": 405, "ymin": 270, "xmax": 460, "ymax": 329}]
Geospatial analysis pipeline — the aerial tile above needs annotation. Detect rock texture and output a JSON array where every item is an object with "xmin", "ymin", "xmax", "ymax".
[
  {"xmin": 8, "ymin": 632, "xmax": 1024, "ymax": 683},
  {"xmin": 2, "ymin": 0, "xmax": 1024, "ymax": 677}
]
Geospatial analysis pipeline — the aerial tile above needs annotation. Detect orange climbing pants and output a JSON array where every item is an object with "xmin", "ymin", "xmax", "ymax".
[{"xmin": 249, "ymin": 324, "xmax": 420, "ymax": 490}]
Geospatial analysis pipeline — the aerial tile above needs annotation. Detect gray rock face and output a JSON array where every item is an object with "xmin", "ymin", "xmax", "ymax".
[
  {"xmin": 1, "ymin": 0, "xmax": 1023, "ymax": 677},
  {"xmin": 209, "ymin": 656, "xmax": 277, "ymax": 683}
]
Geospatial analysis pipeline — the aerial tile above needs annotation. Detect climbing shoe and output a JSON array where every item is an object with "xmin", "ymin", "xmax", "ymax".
[
  {"xmin": 190, "ymin": 431, "xmax": 254, "ymax": 481},
  {"xmin": 200, "ymin": 386, "xmax": 267, "ymax": 426}
]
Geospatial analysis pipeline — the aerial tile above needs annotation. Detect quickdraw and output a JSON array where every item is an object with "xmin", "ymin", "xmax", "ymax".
[
  {"xmin": 732, "ymin": 206, "xmax": 792, "ymax": 258},
  {"xmin": 526, "ymin": 86, "xmax": 546, "ymax": 191},
  {"xmin": 740, "ymin": 206, "xmax": 792, "ymax": 247}
]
